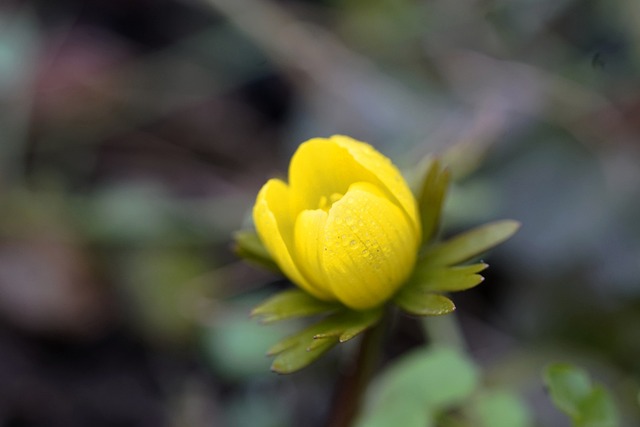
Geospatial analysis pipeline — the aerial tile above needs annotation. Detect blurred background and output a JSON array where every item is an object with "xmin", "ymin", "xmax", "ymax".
[{"xmin": 0, "ymin": 0, "xmax": 639, "ymax": 426}]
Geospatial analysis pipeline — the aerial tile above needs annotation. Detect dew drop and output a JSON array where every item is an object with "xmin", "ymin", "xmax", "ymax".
[
  {"xmin": 349, "ymin": 240, "xmax": 357, "ymax": 247},
  {"xmin": 361, "ymin": 249, "xmax": 370, "ymax": 257}
]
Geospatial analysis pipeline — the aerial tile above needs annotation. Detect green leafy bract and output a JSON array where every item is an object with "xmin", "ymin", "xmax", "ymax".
[
  {"xmin": 410, "ymin": 263, "xmax": 488, "ymax": 293},
  {"xmin": 416, "ymin": 158, "xmax": 451, "ymax": 245},
  {"xmin": 233, "ymin": 230, "xmax": 279, "ymax": 272},
  {"xmin": 543, "ymin": 363, "xmax": 619, "ymax": 427},
  {"xmin": 422, "ymin": 220, "xmax": 521, "ymax": 266},
  {"xmin": 394, "ymin": 263, "xmax": 488, "ymax": 317},
  {"xmin": 268, "ymin": 308, "xmax": 383, "ymax": 374},
  {"xmin": 251, "ymin": 289, "xmax": 339, "ymax": 323},
  {"xmin": 394, "ymin": 291, "xmax": 455, "ymax": 316},
  {"xmin": 392, "ymin": 220, "xmax": 518, "ymax": 318}
]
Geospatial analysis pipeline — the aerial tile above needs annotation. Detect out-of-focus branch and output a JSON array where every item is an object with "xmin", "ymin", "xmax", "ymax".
[{"xmin": 201, "ymin": 0, "xmax": 438, "ymax": 146}]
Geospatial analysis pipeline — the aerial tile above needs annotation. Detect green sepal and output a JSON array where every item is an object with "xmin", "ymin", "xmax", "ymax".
[
  {"xmin": 543, "ymin": 363, "xmax": 619, "ymax": 427},
  {"xmin": 409, "ymin": 263, "xmax": 488, "ymax": 293},
  {"xmin": 267, "ymin": 308, "xmax": 383, "ymax": 374},
  {"xmin": 269, "ymin": 331, "xmax": 338, "ymax": 374},
  {"xmin": 422, "ymin": 220, "xmax": 520, "ymax": 267},
  {"xmin": 311, "ymin": 308, "xmax": 383, "ymax": 342},
  {"xmin": 416, "ymin": 158, "xmax": 451, "ymax": 245},
  {"xmin": 394, "ymin": 291, "xmax": 455, "ymax": 317},
  {"xmin": 251, "ymin": 289, "xmax": 339, "ymax": 324},
  {"xmin": 233, "ymin": 230, "xmax": 279, "ymax": 273}
]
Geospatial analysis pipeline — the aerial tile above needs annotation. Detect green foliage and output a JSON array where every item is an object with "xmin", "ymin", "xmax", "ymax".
[
  {"xmin": 544, "ymin": 363, "xmax": 619, "ymax": 427},
  {"xmin": 417, "ymin": 158, "xmax": 451, "ymax": 245},
  {"xmin": 422, "ymin": 220, "xmax": 521, "ymax": 266},
  {"xmin": 233, "ymin": 230, "xmax": 280, "ymax": 273},
  {"xmin": 251, "ymin": 289, "xmax": 339, "ymax": 323},
  {"xmin": 394, "ymin": 291, "xmax": 456, "ymax": 316},
  {"xmin": 356, "ymin": 346, "xmax": 479, "ymax": 427},
  {"xmin": 266, "ymin": 307, "xmax": 383, "ymax": 374},
  {"xmin": 471, "ymin": 390, "xmax": 532, "ymax": 427},
  {"xmin": 410, "ymin": 263, "xmax": 488, "ymax": 293},
  {"xmin": 122, "ymin": 249, "xmax": 207, "ymax": 344},
  {"xmin": 393, "ymin": 217, "xmax": 517, "ymax": 319}
]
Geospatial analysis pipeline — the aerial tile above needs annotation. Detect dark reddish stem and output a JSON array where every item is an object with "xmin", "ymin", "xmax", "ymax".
[{"xmin": 327, "ymin": 313, "xmax": 387, "ymax": 427}]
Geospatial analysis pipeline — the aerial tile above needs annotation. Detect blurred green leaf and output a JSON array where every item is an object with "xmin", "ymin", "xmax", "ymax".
[
  {"xmin": 578, "ymin": 386, "xmax": 619, "ymax": 427},
  {"xmin": 394, "ymin": 290, "xmax": 456, "ymax": 317},
  {"xmin": 543, "ymin": 363, "xmax": 619, "ymax": 427},
  {"xmin": 423, "ymin": 220, "xmax": 521, "ymax": 266},
  {"xmin": 472, "ymin": 390, "xmax": 532, "ymax": 427},
  {"xmin": 409, "ymin": 263, "xmax": 488, "ymax": 293},
  {"xmin": 359, "ymin": 346, "xmax": 479, "ymax": 425},
  {"xmin": 312, "ymin": 308, "xmax": 383, "ymax": 342},
  {"xmin": 251, "ymin": 289, "xmax": 339, "ymax": 323},
  {"xmin": 122, "ymin": 249, "xmax": 207, "ymax": 344},
  {"xmin": 204, "ymin": 306, "xmax": 296, "ymax": 380},
  {"xmin": 268, "ymin": 308, "xmax": 383, "ymax": 374},
  {"xmin": 355, "ymin": 398, "xmax": 433, "ymax": 427},
  {"xmin": 234, "ymin": 230, "xmax": 279, "ymax": 273},
  {"xmin": 545, "ymin": 364, "xmax": 592, "ymax": 417},
  {"xmin": 416, "ymin": 157, "xmax": 451, "ymax": 245}
]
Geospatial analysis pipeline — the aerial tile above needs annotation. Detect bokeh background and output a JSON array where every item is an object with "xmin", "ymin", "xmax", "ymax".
[{"xmin": 1, "ymin": 0, "xmax": 639, "ymax": 426}]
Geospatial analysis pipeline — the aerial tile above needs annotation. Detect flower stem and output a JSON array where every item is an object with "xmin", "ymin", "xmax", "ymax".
[
  {"xmin": 327, "ymin": 313, "xmax": 387, "ymax": 427},
  {"xmin": 422, "ymin": 312, "xmax": 466, "ymax": 350}
]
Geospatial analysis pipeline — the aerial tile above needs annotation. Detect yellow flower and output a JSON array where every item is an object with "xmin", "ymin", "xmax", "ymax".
[{"xmin": 253, "ymin": 135, "xmax": 421, "ymax": 310}]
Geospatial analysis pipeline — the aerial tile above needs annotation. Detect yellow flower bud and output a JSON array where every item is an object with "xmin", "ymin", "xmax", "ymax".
[{"xmin": 253, "ymin": 135, "xmax": 421, "ymax": 310}]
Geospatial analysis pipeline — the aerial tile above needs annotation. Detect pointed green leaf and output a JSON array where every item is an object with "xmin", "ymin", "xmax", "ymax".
[
  {"xmin": 266, "ymin": 321, "xmax": 339, "ymax": 373},
  {"xmin": 416, "ymin": 158, "xmax": 451, "ymax": 245},
  {"xmin": 271, "ymin": 335, "xmax": 338, "ymax": 374},
  {"xmin": 312, "ymin": 308, "xmax": 383, "ymax": 342},
  {"xmin": 423, "ymin": 220, "xmax": 520, "ymax": 266},
  {"xmin": 233, "ymin": 230, "xmax": 279, "ymax": 272},
  {"xmin": 266, "ymin": 308, "xmax": 383, "ymax": 374},
  {"xmin": 577, "ymin": 386, "xmax": 619, "ymax": 427},
  {"xmin": 266, "ymin": 321, "xmax": 325, "ymax": 356},
  {"xmin": 409, "ymin": 263, "xmax": 488, "ymax": 293},
  {"xmin": 544, "ymin": 364, "xmax": 592, "ymax": 418},
  {"xmin": 395, "ymin": 291, "xmax": 456, "ymax": 316},
  {"xmin": 251, "ymin": 289, "xmax": 339, "ymax": 323},
  {"xmin": 543, "ymin": 363, "xmax": 619, "ymax": 427}
]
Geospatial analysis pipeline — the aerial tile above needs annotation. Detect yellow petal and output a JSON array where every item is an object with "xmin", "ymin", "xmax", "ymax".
[
  {"xmin": 321, "ymin": 182, "xmax": 418, "ymax": 310},
  {"xmin": 289, "ymin": 136, "xmax": 421, "ymax": 239},
  {"xmin": 253, "ymin": 179, "xmax": 333, "ymax": 300},
  {"xmin": 293, "ymin": 209, "xmax": 334, "ymax": 298},
  {"xmin": 332, "ymin": 135, "xmax": 421, "ymax": 237}
]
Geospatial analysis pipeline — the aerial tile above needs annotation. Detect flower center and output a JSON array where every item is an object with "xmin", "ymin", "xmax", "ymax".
[{"xmin": 318, "ymin": 192, "xmax": 344, "ymax": 211}]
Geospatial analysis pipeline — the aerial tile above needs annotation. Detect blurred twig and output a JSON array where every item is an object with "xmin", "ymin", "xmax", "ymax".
[{"xmin": 201, "ymin": 0, "xmax": 442, "ymax": 146}]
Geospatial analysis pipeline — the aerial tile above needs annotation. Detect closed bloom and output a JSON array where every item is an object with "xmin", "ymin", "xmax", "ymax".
[{"xmin": 253, "ymin": 135, "xmax": 421, "ymax": 310}]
